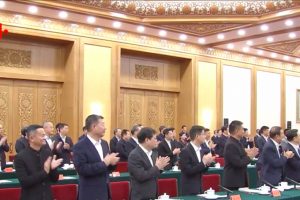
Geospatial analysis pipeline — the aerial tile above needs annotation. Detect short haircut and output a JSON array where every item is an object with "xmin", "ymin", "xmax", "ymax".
[
  {"xmin": 131, "ymin": 124, "xmax": 141, "ymax": 135},
  {"xmin": 121, "ymin": 129, "xmax": 129, "ymax": 138},
  {"xmin": 259, "ymin": 126, "xmax": 269, "ymax": 134},
  {"xmin": 181, "ymin": 125, "xmax": 187, "ymax": 129},
  {"xmin": 113, "ymin": 128, "xmax": 121, "ymax": 135},
  {"xmin": 82, "ymin": 126, "xmax": 87, "ymax": 131},
  {"xmin": 42, "ymin": 121, "xmax": 52, "ymax": 128},
  {"xmin": 26, "ymin": 124, "xmax": 43, "ymax": 138},
  {"xmin": 21, "ymin": 127, "xmax": 28, "ymax": 137},
  {"xmin": 221, "ymin": 126, "xmax": 228, "ymax": 133},
  {"xmin": 204, "ymin": 128, "xmax": 210, "ymax": 132},
  {"xmin": 137, "ymin": 127, "xmax": 155, "ymax": 143},
  {"xmin": 269, "ymin": 126, "xmax": 282, "ymax": 139},
  {"xmin": 229, "ymin": 120, "xmax": 243, "ymax": 134},
  {"xmin": 189, "ymin": 125, "xmax": 205, "ymax": 140},
  {"xmin": 286, "ymin": 129, "xmax": 298, "ymax": 142},
  {"xmin": 85, "ymin": 114, "xmax": 103, "ymax": 132},
  {"xmin": 284, "ymin": 128, "xmax": 290, "ymax": 136},
  {"xmin": 159, "ymin": 125, "xmax": 166, "ymax": 132},
  {"xmin": 56, "ymin": 123, "xmax": 68, "ymax": 132},
  {"xmin": 244, "ymin": 128, "xmax": 248, "ymax": 132},
  {"xmin": 163, "ymin": 128, "xmax": 172, "ymax": 135}
]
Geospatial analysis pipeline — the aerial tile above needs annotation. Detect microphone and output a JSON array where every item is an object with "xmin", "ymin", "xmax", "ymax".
[
  {"xmin": 218, "ymin": 185, "xmax": 233, "ymax": 198},
  {"xmin": 262, "ymin": 180, "xmax": 275, "ymax": 192},
  {"xmin": 285, "ymin": 177, "xmax": 300, "ymax": 189}
]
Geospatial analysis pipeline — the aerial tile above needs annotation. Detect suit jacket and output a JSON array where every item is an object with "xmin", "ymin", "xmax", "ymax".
[
  {"xmin": 156, "ymin": 133, "xmax": 164, "ymax": 142},
  {"xmin": 176, "ymin": 140, "xmax": 187, "ymax": 150},
  {"xmin": 285, "ymin": 143, "xmax": 300, "ymax": 182},
  {"xmin": 223, "ymin": 137, "xmax": 251, "ymax": 188},
  {"xmin": 260, "ymin": 139, "xmax": 287, "ymax": 186},
  {"xmin": 53, "ymin": 134, "xmax": 73, "ymax": 166},
  {"xmin": 157, "ymin": 139, "xmax": 177, "ymax": 170},
  {"xmin": 179, "ymin": 143, "xmax": 208, "ymax": 195},
  {"xmin": 127, "ymin": 138, "xmax": 138, "ymax": 153},
  {"xmin": 214, "ymin": 134, "xmax": 227, "ymax": 157},
  {"xmin": 0, "ymin": 136, "xmax": 9, "ymax": 170},
  {"xmin": 15, "ymin": 136, "xmax": 28, "ymax": 154},
  {"xmin": 128, "ymin": 145, "xmax": 161, "ymax": 200},
  {"xmin": 257, "ymin": 136, "xmax": 267, "ymax": 155},
  {"xmin": 116, "ymin": 139, "xmax": 131, "ymax": 161},
  {"xmin": 73, "ymin": 136, "xmax": 114, "ymax": 200},
  {"xmin": 254, "ymin": 135, "xmax": 260, "ymax": 148},
  {"xmin": 14, "ymin": 147, "xmax": 59, "ymax": 200},
  {"xmin": 109, "ymin": 136, "xmax": 119, "ymax": 153}
]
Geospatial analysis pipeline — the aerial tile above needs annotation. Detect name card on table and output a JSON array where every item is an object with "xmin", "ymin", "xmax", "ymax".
[
  {"xmin": 271, "ymin": 189, "xmax": 281, "ymax": 197},
  {"xmin": 230, "ymin": 194, "xmax": 241, "ymax": 200}
]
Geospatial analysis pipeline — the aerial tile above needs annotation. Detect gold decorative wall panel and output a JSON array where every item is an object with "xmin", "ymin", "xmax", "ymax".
[
  {"xmin": 135, "ymin": 65, "xmax": 158, "ymax": 81},
  {"xmin": 0, "ymin": 48, "xmax": 31, "ymax": 68}
]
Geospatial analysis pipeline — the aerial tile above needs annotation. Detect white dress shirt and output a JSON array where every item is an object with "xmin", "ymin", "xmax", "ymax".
[
  {"xmin": 288, "ymin": 142, "xmax": 300, "ymax": 157},
  {"xmin": 191, "ymin": 142, "xmax": 202, "ymax": 162},
  {"xmin": 139, "ymin": 144, "xmax": 153, "ymax": 166},
  {"xmin": 166, "ymin": 139, "xmax": 172, "ymax": 151},
  {"xmin": 45, "ymin": 135, "xmax": 53, "ymax": 149},
  {"xmin": 60, "ymin": 133, "xmax": 66, "ymax": 143},
  {"xmin": 132, "ymin": 137, "xmax": 139, "ymax": 145},
  {"xmin": 87, "ymin": 134, "xmax": 104, "ymax": 160}
]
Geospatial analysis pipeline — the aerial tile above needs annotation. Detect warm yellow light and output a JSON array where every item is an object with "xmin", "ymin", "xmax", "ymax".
[{"xmin": 90, "ymin": 102, "xmax": 103, "ymax": 115}]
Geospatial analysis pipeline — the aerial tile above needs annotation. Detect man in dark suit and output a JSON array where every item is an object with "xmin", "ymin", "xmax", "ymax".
[
  {"xmin": 257, "ymin": 126, "xmax": 269, "ymax": 155},
  {"xmin": 109, "ymin": 128, "xmax": 121, "ymax": 153},
  {"xmin": 127, "ymin": 124, "xmax": 142, "ymax": 153},
  {"xmin": 179, "ymin": 125, "xmax": 214, "ymax": 195},
  {"xmin": 214, "ymin": 126, "xmax": 228, "ymax": 157},
  {"xmin": 260, "ymin": 126, "xmax": 294, "ymax": 186},
  {"xmin": 157, "ymin": 128, "xmax": 181, "ymax": 170},
  {"xmin": 116, "ymin": 129, "xmax": 131, "ymax": 161},
  {"xmin": 128, "ymin": 127, "xmax": 169, "ymax": 200},
  {"xmin": 254, "ymin": 129, "xmax": 261, "ymax": 148},
  {"xmin": 15, "ymin": 127, "xmax": 29, "ymax": 154},
  {"xmin": 0, "ymin": 124, "xmax": 9, "ymax": 170},
  {"xmin": 284, "ymin": 129, "xmax": 300, "ymax": 182},
  {"xmin": 53, "ymin": 123, "xmax": 74, "ymax": 166},
  {"xmin": 156, "ymin": 125, "xmax": 166, "ymax": 142},
  {"xmin": 14, "ymin": 124, "xmax": 63, "ymax": 200},
  {"xmin": 43, "ymin": 121, "xmax": 54, "ymax": 152},
  {"xmin": 201, "ymin": 128, "xmax": 216, "ymax": 155},
  {"xmin": 73, "ymin": 115, "xmax": 119, "ymax": 200},
  {"xmin": 223, "ymin": 121, "xmax": 258, "ymax": 190},
  {"xmin": 176, "ymin": 131, "xmax": 188, "ymax": 149}
]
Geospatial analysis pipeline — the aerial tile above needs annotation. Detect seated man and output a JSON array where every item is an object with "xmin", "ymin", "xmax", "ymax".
[{"xmin": 116, "ymin": 129, "xmax": 131, "ymax": 161}]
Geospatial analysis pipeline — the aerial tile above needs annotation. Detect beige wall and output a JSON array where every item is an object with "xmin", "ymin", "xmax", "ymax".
[{"xmin": 82, "ymin": 44, "xmax": 112, "ymax": 141}]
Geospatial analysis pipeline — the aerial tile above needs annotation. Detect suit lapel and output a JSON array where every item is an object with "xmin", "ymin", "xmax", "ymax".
[
  {"xmin": 137, "ymin": 145, "xmax": 153, "ymax": 168},
  {"xmin": 188, "ymin": 143, "xmax": 200, "ymax": 163},
  {"xmin": 84, "ymin": 137, "xmax": 102, "ymax": 162}
]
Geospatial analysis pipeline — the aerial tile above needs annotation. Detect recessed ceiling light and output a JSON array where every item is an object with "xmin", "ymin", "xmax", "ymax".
[
  {"xmin": 271, "ymin": 53, "xmax": 277, "ymax": 58},
  {"xmin": 28, "ymin": 5, "xmax": 38, "ymax": 14},
  {"xmin": 227, "ymin": 43, "xmax": 234, "ymax": 49},
  {"xmin": 296, "ymin": 58, "xmax": 300, "ymax": 63},
  {"xmin": 285, "ymin": 19, "xmax": 294, "ymax": 26},
  {"xmin": 58, "ymin": 11, "xmax": 68, "ymax": 19},
  {"xmin": 137, "ymin": 26, "xmax": 145, "ymax": 33},
  {"xmin": 246, "ymin": 40, "xmax": 253, "ymax": 46},
  {"xmin": 242, "ymin": 46, "xmax": 249, "ymax": 52},
  {"xmin": 217, "ymin": 34, "xmax": 224, "ymax": 40},
  {"xmin": 266, "ymin": 36, "xmax": 274, "ymax": 42},
  {"xmin": 283, "ymin": 55, "xmax": 290, "ymax": 61},
  {"xmin": 198, "ymin": 38, "xmax": 206, "ymax": 44},
  {"xmin": 257, "ymin": 50, "xmax": 264, "ymax": 55},
  {"xmin": 260, "ymin": 24, "xmax": 269, "ymax": 31},
  {"xmin": 179, "ymin": 34, "xmax": 187, "ymax": 41},
  {"xmin": 0, "ymin": 1, "xmax": 5, "ymax": 8},
  {"xmin": 289, "ymin": 32, "xmax": 296, "ymax": 39},
  {"xmin": 112, "ymin": 21, "xmax": 122, "ymax": 28},
  {"xmin": 237, "ymin": 29, "xmax": 246, "ymax": 36},
  {"xmin": 159, "ymin": 30, "xmax": 167, "ymax": 37},
  {"xmin": 87, "ymin": 16, "xmax": 96, "ymax": 24}
]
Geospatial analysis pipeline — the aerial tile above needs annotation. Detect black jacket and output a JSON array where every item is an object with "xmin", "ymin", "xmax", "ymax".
[
  {"xmin": 15, "ymin": 136, "xmax": 28, "ymax": 154},
  {"xmin": 109, "ymin": 136, "xmax": 119, "ymax": 153},
  {"xmin": 0, "ymin": 136, "xmax": 9, "ymax": 170},
  {"xmin": 116, "ymin": 139, "xmax": 131, "ymax": 161},
  {"xmin": 157, "ymin": 139, "xmax": 177, "ymax": 170},
  {"xmin": 52, "ymin": 134, "xmax": 73, "ymax": 166}
]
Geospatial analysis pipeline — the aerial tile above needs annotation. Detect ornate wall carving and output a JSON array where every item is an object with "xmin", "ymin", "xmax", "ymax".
[
  {"xmin": 0, "ymin": 89, "xmax": 9, "ymax": 134},
  {"xmin": 128, "ymin": 94, "xmax": 143, "ymax": 126},
  {"xmin": 146, "ymin": 95, "xmax": 159, "ymax": 129},
  {"xmin": 42, "ymin": 94, "xmax": 57, "ymax": 123},
  {"xmin": 135, "ymin": 65, "xmax": 158, "ymax": 81},
  {"xmin": 18, "ymin": 92, "xmax": 33, "ymax": 129},
  {"xmin": 164, "ymin": 99, "xmax": 175, "ymax": 127},
  {"xmin": 0, "ymin": 48, "xmax": 31, "ymax": 68}
]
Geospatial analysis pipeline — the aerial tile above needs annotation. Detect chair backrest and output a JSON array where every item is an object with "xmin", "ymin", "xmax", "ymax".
[
  {"xmin": 215, "ymin": 157, "xmax": 225, "ymax": 166},
  {"xmin": 157, "ymin": 178, "xmax": 178, "ymax": 197},
  {"xmin": 202, "ymin": 174, "xmax": 221, "ymax": 192},
  {"xmin": 110, "ymin": 181, "xmax": 130, "ymax": 200},
  {"xmin": 0, "ymin": 188, "xmax": 21, "ymax": 200},
  {"xmin": 115, "ymin": 162, "xmax": 128, "ymax": 172},
  {"xmin": 51, "ymin": 184, "xmax": 77, "ymax": 200},
  {"xmin": 8, "ymin": 155, "xmax": 15, "ymax": 162}
]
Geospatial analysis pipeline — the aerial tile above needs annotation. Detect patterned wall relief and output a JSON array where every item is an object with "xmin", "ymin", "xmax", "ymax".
[
  {"xmin": 0, "ymin": 48, "xmax": 31, "ymax": 68},
  {"xmin": 164, "ymin": 99, "xmax": 175, "ymax": 127},
  {"xmin": 42, "ymin": 93, "xmax": 57, "ymax": 123},
  {"xmin": 146, "ymin": 95, "xmax": 159, "ymax": 129},
  {"xmin": 0, "ymin": 89, "xmax": 9, "ymax": 134},
  {"xmin": 135, "ymin": 64, "xmax": 158, "ymax": 81},
  {"xmin": 18, "ymin": 92, "xmax": 33, "ymax": 130},
  {"xmin": 128, "ymin": 94, "xmax": 143, "ymax": 127}
]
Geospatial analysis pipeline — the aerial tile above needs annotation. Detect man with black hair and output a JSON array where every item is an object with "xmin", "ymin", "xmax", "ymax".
[
  {"xmin": 78, "ymin": 126, "xmax": 87, "ymax": 141},
  {"xmin": 179, "ymin": 125, "xmax": 214, "ymax": 195},
  {"xmin": 257, "ymin": 126, "xmax": 269, "ymax": 154},
  {"xmin": 109, "ymin": 128, "xmax": 121, "ymax": 153},
  {"xmin": 260, "ymin": 126, "xmax": 294, "ymax": 186},
  {"xmin": 223, "ymin": 120, "xmax": 258, "ymax": 190},
  {"xmin": 156, "ymin": 125, "xmax": 166, "ymax": 142},
  {"xmin": 201, "ymin": 128, "xmax": 216, "ymax": 155},
  {"xmin": 284, "ymin": 129, "xmax": 300, "ymax": 182},
  {"xmin": 14, "ymin": 124, "xmax": 63, "ymax": 200},
  {"xmin": 128, "ymin": 127, "xmax": 169, "ymax": 200},
  {"xmin": 15, "ymin": 127, "xmax": 29, "ymax": 153},
  {"xmin": 214, "ymin": 126, "xmax": 229, "ymax": 157},
  {"xmin": 116, "ymin": 129, "xmax": 131, "ymax": 161},
  {"xmin": 127, "ymin": 124, "xmax": 142, "ymax": 153}
]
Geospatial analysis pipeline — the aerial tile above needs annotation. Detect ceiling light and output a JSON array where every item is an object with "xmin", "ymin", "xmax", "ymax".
[
  {"xmin": 159, "ymin": 30, "xmax": 167, "ymax": 37},
  {"xmin": 137, "ymin": 26, "xmax": 145, "ymax": 33},
  {"xmin": 217, "ymin": 34, "xmax": 224, "ymax": 40},
  {"xmin": 296, "ymin": 58, "xmax": 300, "ymax": 63},
  {"xmin": 179, "ymin": 34, "xmax": 187, "ymax": 41},
  {"xmin": 112, "ymin": 21, "xmax": 122, "ymax": 28},
  {"xmin": 198, "ymin": 38, "xmax": 206, "ymax": 44},
  {"xmin": 58, "ymin": 11, "xmax": 68, "ymax": 19},
  {"xmin": 246, "ymin": 40, "xmax": 253, "ymax": 46},
  {"xmin": 28, "ymin": 5, "xmax": 38, "ymax": 14},
  {"xmin": 266, "ymin": 36, "xmax": 274, "ymax": 42},
  {"xmin": 227, "ymin": 43, "xmax": 234, "ymax": 49},
  {"xmin": 87, "ymin": 16, "xmax": 96, "ymax": 24},
  {"xmin": 285, "ymin": 19, "xmax": 294, "ymax": 26},
  {"xmin": 289, "ymin": 32, "xmax": 296, "ymax": 39},
  {"xmin": 257, "ymin": 50, "xmax": 264, "ymax": 55},
  {"xmin": 242, "ymin": 46, "xmax": 249, "ymax": 52},
  {"xmin": 110, "ymin": 12, "xmax": 127, "ymax": 18},
  {"xmin": 260, "ymin": 24, "xmax": 269, "ymax": 31},
  {"xmin": 0, "ymin": 1, "xmax": 5, "ymax": 8},
  {"xmin": 271, "ymin": 53, "xmax": 277, "ymax": 58},
  {"xmin": 283, "ymin": 55, "xmax": 290, "ymax": 61},
  {"xmin": 237, "ymin": 29, "xmax": 246, "ymax": 36}
]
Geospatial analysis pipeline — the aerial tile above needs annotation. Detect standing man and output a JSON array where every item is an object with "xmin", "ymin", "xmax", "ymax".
[
  {"xmin": 128, "ymin": 124, "xmax": 142, "ymax": 153},
  {"xmin": 43, "ymin": 121, "xmax": 54, "ymax": 151},
  {"xmin": 260, "ymin": 126, "xmax": 294, "ymax": 186},
  {"xmin": 73, "ymin": 115, "xmax": 119, "ymax": 200},
  {"xmin": 214, "ymin": 126, "xmax": 229, "ymax": 157},
  {"xmin": 285, "ymin": 129, "xmax": 300, "ymax": 182},
  {"xmin": 128, "ymin": 127, "xmax": 169, "ymax": 200},
  {"xmin": 0, "ymin": 124, "xmax": 9, "ymax": 170},
  {"xmin": 179, "ymin": 125, "xmax": 215, "ymax": 195},
  {"xmin": 223, "ymin": 121, "xmax": 258, "ymax": 190},
  {"xmin": 116, "ymin": 129, "xmax": 131, "ymax": 161},
  {"xmin": 257, "ymin": 126, "xmax": 269, "ymax": 155},
  {"xmin": 15, "ymin": 127, "xmax": 29, "ymax": 153},
  {"xmin": 109, "ymin": 128, "xmax": 122, "ymax": 153},
  {"xmin": 14, "ymin": 124, "xmax": 62, "ymax": 200}
]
